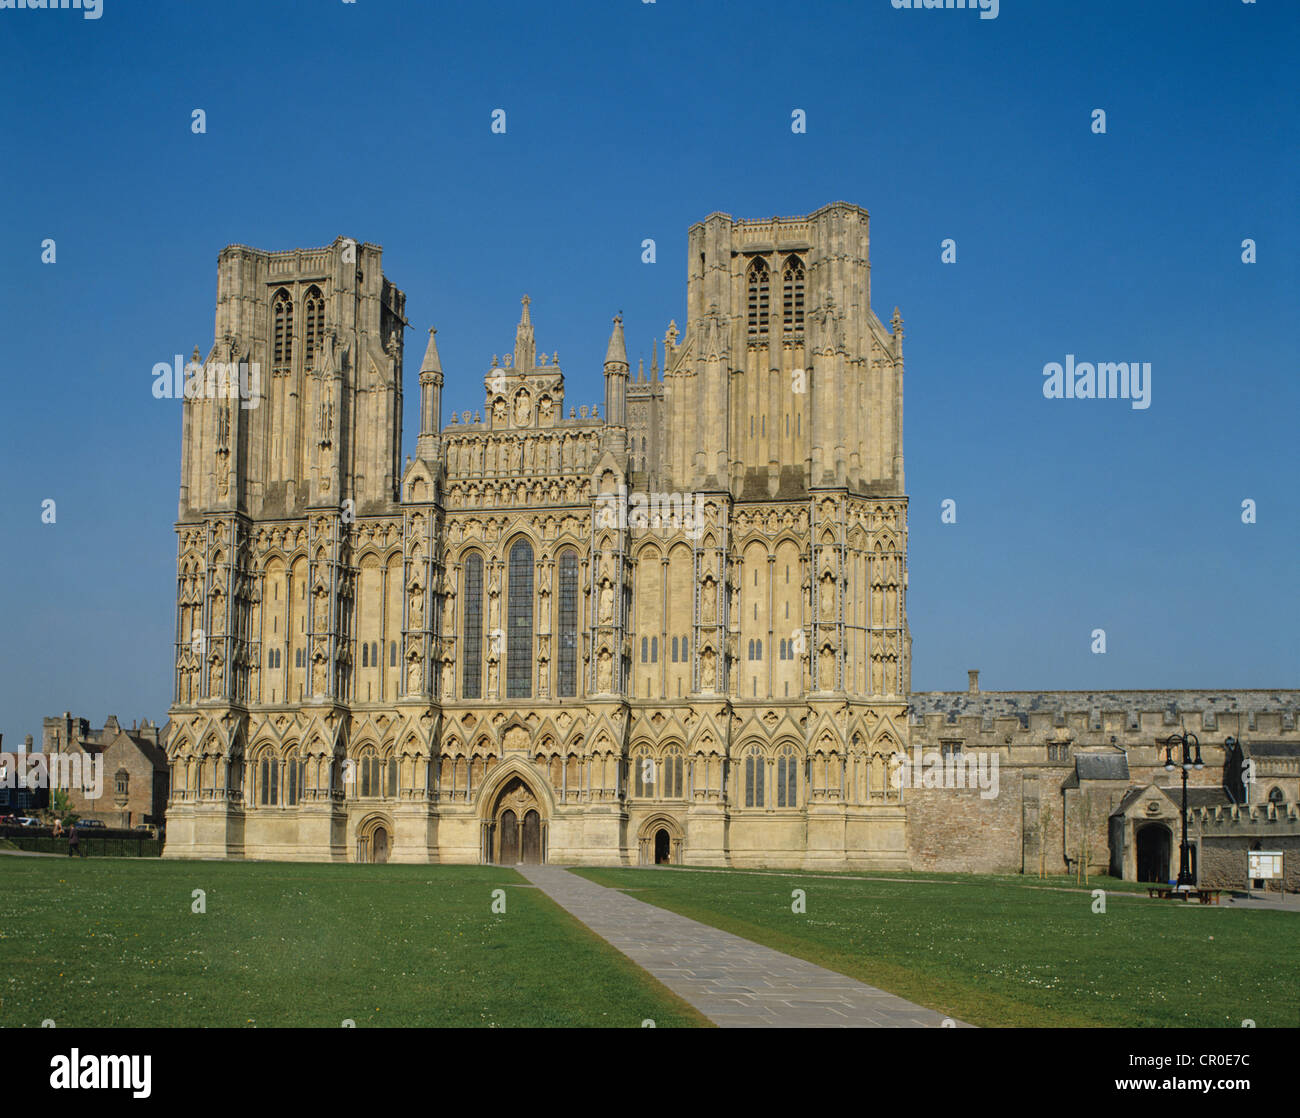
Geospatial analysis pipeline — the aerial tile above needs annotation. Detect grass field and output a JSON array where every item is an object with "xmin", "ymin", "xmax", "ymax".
[
  {"xmin": 576, "ymin": 866, "xmax": 1300, "ymax": 1028},
  {"xmin": 0, "ymin": 857, "xmax": 707, "ymax": 1028}
]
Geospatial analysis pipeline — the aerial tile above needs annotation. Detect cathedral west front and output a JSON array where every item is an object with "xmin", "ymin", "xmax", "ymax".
[{"xmin": 162, "ymin": 202, "xmax": 1300, "ymax": 883}]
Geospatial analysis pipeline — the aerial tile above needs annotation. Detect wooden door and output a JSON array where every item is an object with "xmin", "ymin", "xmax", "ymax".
[
  {"xmin": 499, "ymin": 810, "xmax": 519, "ymax": 864},
  {"xmin": 521, "ymin": 809, "xmax": 541, "ymax": 864},
  {"xmin": 373, "ymin": 826, "xmax": 389, "ymax": 864}
]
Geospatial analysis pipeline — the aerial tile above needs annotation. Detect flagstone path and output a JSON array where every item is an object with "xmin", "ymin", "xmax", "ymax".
[{"xmin": 517, "ymin": 865, "xmax": 970, "ymax": 1028}]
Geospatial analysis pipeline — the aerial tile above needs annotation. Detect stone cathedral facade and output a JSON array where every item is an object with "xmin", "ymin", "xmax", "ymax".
[
  {"xmin": 161, "ymin": 201, "xmax": 1300, "ymax": 880},
  {"xmin": 164, "ymin": 202, "xmax": 916, "ymax": 867}
]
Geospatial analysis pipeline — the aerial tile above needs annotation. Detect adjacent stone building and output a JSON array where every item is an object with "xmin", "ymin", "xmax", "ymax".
[
  {"xmin": 908, "ymin": 680, "xmax": 1300, "ymax": 890},
  {"xmin": 159, "ymin": 203, "xmax": 1298, "ymax": 887},
  {"xmin": 41, "ymin": 713, "xmax": 170, "ymax": 828}
]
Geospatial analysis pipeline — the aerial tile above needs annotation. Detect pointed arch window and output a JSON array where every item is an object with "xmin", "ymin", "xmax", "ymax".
[
  {"xmin": 506, "ymin": 540, "xmax": 534, "ymax": 698},
  {"xmin": 258, "ymin": 751, "xmax": 280, "ymax": 806},
  {"xmin": 557, "ymin": 550, "xmax": 579, "ymax": 697},
  {"xmin": 776, "ymin": 745, "xmax": 798, "ymax": 807},
  {"xmin": 284, "ymin": 752, "xmax": 304, "ymax": 806},
  {"xmin": 744, "ymin": 748, "xmax": 765, "ymax": 808},
  {"xmin": 634, "ymin": 751, "xmax": 652, "ymax": 798},
  {"xmin": 303, "ymin": 286, "xmax": 325, "ymax": 365},
  {"xmin": 747, "ymin": 258, "xmax": 770, "ymax": 337},
  {"xmin": 663, "ymin": 747, "xmax": 684, "ymax": 799},
  {"xmin": 272, "ymin": 288, "xmax": 294, "ymax": 370},
  {"xmin": 782, "ymin": 255, "xmax": 805, "ymax": 334},
  {"xmin": 462, "ymin": 554, "xmax": 483, "ymax": 698}
]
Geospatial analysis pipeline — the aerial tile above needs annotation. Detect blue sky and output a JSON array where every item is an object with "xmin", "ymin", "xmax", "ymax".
[{"xmin": 0, "ymin": 0, "xmax": 1296, "ymax": 746}]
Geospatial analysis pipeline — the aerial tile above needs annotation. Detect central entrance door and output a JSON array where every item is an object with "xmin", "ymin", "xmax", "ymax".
[
  {"xmin": 499, "ymin": 810, "xmax": 520, "ymax": 864},
  {"xmin": 654, "ymin": 828, "xmax": 670, "ymax": 865},
  {"xmin": 521, "ymin": 810, "xmax": 541, "ymax": 864},
  {"xmin": 491, "ymin": 777, "xmax": 545, "ymax": 865}
]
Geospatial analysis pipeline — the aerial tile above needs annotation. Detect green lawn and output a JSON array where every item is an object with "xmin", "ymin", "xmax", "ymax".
[
  {"xmin": 576, "ymin": 866, "xmax": 1300, "ymax": 1028},
  {"xmin": 0, "ymin": 857, "xmax": 706, "ymax": 1028}
]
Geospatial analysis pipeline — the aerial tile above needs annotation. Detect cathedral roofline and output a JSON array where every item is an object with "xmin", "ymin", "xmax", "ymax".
[
  {"xmin": 689, "ymin": 201, "xmax": 869, "ymax": 234},
  {"xmin": 217, "ymin": 236, "xmax": 382, "ymax": 260}
]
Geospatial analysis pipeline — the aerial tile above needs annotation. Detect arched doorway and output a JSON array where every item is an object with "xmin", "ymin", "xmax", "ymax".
[
  {"xmin": 357, "ymin": 817, "xmax": 392, "ymax": 864},
  {"xmin": 637, "ymin": 815, "xmax": 683, "ymax": 865},
  {"xmin": 488, "ymin": 777, "xmax": 545, "ymax": 865},
  {"xmin": 1135, "ymin": 823, "xmax": 1171, "ymax": 883}
]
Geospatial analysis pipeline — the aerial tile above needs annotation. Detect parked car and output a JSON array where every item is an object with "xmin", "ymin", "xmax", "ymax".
[
  {"xmin": 16, "ymin": 817, "xmax": 42, "ymax": 828},
  {"xmin": 75, "ymin": 819, "xmax": 106, "ymax": 829},
  {"xmin": 0, "ymin": 814, "xmax": 16, "ymax": 826}
]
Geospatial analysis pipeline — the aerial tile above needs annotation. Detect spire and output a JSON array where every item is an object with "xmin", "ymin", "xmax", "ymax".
[
  {"xmin": 419, "ymin": 327, "xmax": 442, "ymax": 376},
  {"xmin": 513, "ymin": 294, "xmax": 536, "ymax": 372},
  {"xmin": 637, "ymin": 358, "xmax": 645, "ymax": 384},
  {"xmin": 604, "ymin": 312, "xmax": 628, "ymax": 367},
  {"xmin": 650, "ymin": 339, "xmax": 659, "ymax": 383}
]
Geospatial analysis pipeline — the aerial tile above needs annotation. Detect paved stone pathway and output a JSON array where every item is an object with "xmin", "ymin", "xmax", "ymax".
[{"xmin": 517, "ymin": 865, "xmax": 968, "ymax": 1028}]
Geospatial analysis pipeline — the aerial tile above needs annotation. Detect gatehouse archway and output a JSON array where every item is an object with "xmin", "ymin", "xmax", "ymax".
[{"xmin": 1135, "ymin": 822, "xmax": 1171, "ymax": 883}]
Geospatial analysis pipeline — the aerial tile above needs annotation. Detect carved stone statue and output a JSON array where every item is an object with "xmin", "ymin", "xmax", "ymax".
[
  {"xmin": 596, "ymin": 648, "xmax": 612, "ymax": 692},
  {"xmin": 701, "ymin": 577, "xmax": 715, "ymax": 624},
  {"xmin": 598, "ymin": 579, "xmax": 614, "ymax": 624},
  {"xmin": 820, "ymin": 575, "xmax": 835, "ymax": 621},
  {"xmin": 408, "ymin": 581, "xmax": 423, "ymax": 628},
  {"xmin": 539, "ymin": 397, "xmax": 554, "ymax": 422},
  {"xmin": 700, "ymin": 649, "xmax": 715, "ymax": 691},
  {"xmin": 487, "ymin": 658, "xmax": 499, "ymax": 696},
  {"xmin": 407, "ymin": 657, "xmax": 422, "ymax": 693},
  {"xmin": 492, "ymin": 399, "xmax": 506, "ymax": 424},
  {"xmin": 312, "ymin": 655, "xmax": 327, "ymax": 696},
  {"xmin": 514, "ymin": 393, "xmax": 531, "ymax": 425}
]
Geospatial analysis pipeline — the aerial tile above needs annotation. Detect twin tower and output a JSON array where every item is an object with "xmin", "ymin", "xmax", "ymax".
[{"xmin": 178, "ymin": 201, "xmax": 904, "ymax": 521}]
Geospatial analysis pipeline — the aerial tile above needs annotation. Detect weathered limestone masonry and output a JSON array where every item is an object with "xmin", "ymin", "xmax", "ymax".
[
  {"xmin": 908, "ymin": 683, "xmax": 1300, "ymax": 887},
  {"xmin": 160, "ymin": 206, "xmax": 1298, "ymax": 886},
  {"xmin": 164, "ymin": 205, "xmax": 914, "ymax": 869}
]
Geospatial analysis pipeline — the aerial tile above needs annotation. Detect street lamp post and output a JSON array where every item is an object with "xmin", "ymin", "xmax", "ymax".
[{"xmin": 1161, "ymin": 730, "xmax": 1204, "ymax": 888}]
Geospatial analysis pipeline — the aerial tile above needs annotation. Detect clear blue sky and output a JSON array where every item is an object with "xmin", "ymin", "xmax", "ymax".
[{"xmin": 0, "ymin": 0, "xmax": 1295, "ymax": 748}]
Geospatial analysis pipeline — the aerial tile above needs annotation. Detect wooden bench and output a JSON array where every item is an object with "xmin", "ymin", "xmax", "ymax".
[{"xmin": 1146, "ymin": 886, "xmax": 1222, "ymax": 904}]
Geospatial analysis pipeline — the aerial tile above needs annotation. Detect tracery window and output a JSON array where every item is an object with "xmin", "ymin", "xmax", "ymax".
[
  {"xmin": 634, "ymin": 752, "xmax": 652, "ymax": 797},
  {"xmin": 506, "ymin": 540, "xmax": 534, "ymax": 698},
  {"xmin": 776, "ymin": 745, "xmax": 798, "ymax": 807},
  {"xmin": 284, "ymin": 752, "xmax": 305, "ymax": 806},
  {"xmin": 462, "ymin": 554, "xmax": 483, "ymax": 698},
  {"xmin": 746, "ymin": 258, "xmax": 770, "ymax": 337},
  {"xmin": 662, "ymin": 748, "xmax": 684, "ymax": 799},
  {"xmin": 303, "ymin": 286, "xmax": 325, "ymax": 365},
  {"xmin": 272, "ymin": 288, "xmax": 293, "ymax": 370},
  {"xmin": 258, "ymin": 752, "xmax": 279, "ymax": 806},
  {"xmin": 557, "ymin": 550, "xmax": 579, "ymax": 697},
  {"xmin": 782, "ymin": 255, "xmax": 805, "ymax": 334},
  {"xmin": 744, "ymin": 748, "xmax": 765, "ymax": 808}
]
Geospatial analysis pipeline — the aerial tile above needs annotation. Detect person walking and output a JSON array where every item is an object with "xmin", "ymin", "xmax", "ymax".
[{"xmin": 67, "ymin": 825, "xmax": 80, "ymax": 857}]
